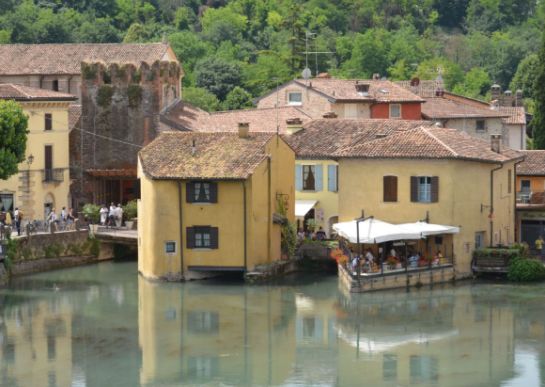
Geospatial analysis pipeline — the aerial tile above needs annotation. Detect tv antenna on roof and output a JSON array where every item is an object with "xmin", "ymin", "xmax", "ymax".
[{"xmin": 301, "ymin": 31, "xmax": 333, "ymax": 81}]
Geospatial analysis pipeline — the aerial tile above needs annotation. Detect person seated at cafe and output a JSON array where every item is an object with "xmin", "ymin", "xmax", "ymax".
[
  {"xmin": 408, "ymin": 252, "xmax": 419, "ymax": 268},
  {"xmin": 390, "ymin": 247, "xmax": 397, "ymax": 258},
  {"xmin": 316, "ymin": 227, "xmax": 326, "ymax": 241},
  {"xmin": 433, "ymin": 250, "xmax": 443, "ymax": 266},
  {"xmin": 365, "ymin": 248, "xmax": 375, "ymax": 264}
]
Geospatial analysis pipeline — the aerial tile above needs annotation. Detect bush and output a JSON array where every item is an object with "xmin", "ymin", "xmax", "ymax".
[
  {"xmin": 123, "ymin": 200, "xmax": 137, "ymax": 220},
  {"xmin": 508, "ymin": 258, "xmax": 545, "ymax": 282},
  {"xmin": 473, "ymin": 247, "xmax": 520, "ymax": 262},
  {"xmin": 82, "ymin": 203, "xmax": 101, "ymax": 224},
  {"xmin": 88, "ymin": 237, "xmax": 100, "ymax": 257},
  {"xmin": 44, "ymin": 243, "xmax": 63, "ymax": 259}
]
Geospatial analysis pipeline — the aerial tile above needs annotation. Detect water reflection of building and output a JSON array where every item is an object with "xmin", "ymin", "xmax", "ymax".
[
  {"xmin": 138, "ymin": 278, "xmax": 297, "ymax": 386},
  {"xmin": 0, "ymin": 298, "xmax": 72, "ymax": 387},
  {"xmin": 336, "ymin": 288, "xmax": 515, "ymax": 386}
]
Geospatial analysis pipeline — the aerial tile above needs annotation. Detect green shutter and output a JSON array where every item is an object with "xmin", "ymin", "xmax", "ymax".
[
  {"xmin": 328, "ymin": 165, "xmax": 338, "ymax": 192},
  {"xmin": 186, "ymin": 227, "xmax": 195, "ymax": 248},
  {"xmin": 315, "ymin": 165, "xmax": 323, "ymax": 191}
]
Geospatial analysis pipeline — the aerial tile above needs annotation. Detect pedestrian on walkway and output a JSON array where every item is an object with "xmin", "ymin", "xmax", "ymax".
[
  {"xmin": 100, "ymin": 205, "xmax": 108, "ymax": 225},
  {"xmin": 535, "ymin": 235, "xmax": 544, "ymax": 256},
  {"xmin": 14, "ymin": 207, "xmax": 22, "ymax": 236}
]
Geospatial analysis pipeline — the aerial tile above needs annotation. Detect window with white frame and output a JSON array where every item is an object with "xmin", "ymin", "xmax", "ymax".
[
  {"xmin": 288, "ymin": 91, "xmax": 302, "ymax": 105},
  {"xmin": 390, "ymin": 104, "xmax": 401, "ymax": 118},
  {"xmin": 418, "ymin": 176, "xmax": 432, "ymax": 202}
]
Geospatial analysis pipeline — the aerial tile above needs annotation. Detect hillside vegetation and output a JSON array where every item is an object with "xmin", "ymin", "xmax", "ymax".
[{"xmin": 0, "ymin": 0, "xmax": 543, "ymax": 111}]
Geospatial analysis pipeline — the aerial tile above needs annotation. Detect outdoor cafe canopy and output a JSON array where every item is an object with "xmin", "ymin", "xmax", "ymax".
[
  {"xmin": 332, "ymin": 218, "xmax": 421, "ymax": 244},
  {"xmin": 398, "ymin": 221, "xmax": 460, "ymax": 236},
  {"xmin": 333, "ymin": 219, "xmax": 460, "ymax": 244}
]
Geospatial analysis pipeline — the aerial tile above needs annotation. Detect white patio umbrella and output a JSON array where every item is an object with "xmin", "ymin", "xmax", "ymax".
[
  {"xmin": 332, "ymin": 218, "xmax": 421, "ymax": 244},
  {"xmin": 398, "ymin": 221, "xmax": 460, "ymax": 236}
]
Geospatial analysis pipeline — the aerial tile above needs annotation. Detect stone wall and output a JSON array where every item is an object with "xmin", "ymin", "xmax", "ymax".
[{"xmin": 70, "ymin": 60, "xmax": 181, "ymax": 206}]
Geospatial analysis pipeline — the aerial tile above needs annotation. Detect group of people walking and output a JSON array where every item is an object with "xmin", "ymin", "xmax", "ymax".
[{"xmin": 99, "ymin": 203, "xmax": 124, "ymax": 227}]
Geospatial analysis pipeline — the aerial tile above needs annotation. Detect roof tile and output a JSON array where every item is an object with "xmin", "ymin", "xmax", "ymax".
[
  {"xmin": 517, "ymin": 151, "xmax": 545, "ymax": 175},
  {"xmin": 0, "ymin": 83, "xmax": 76, "ymax": 101}
]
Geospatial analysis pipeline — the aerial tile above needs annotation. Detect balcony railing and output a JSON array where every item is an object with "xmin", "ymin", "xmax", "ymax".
[
  {"xmin": 517, "ymin": 191, "xmax": 545, "ymax": 205},
  {"xmin": 42, "ymin": 168, "xmax": 64, "ymax": 183}
]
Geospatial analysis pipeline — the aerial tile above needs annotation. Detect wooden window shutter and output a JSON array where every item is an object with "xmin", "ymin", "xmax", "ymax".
[
  {"xmin": 295, "ymin": 165, "xmax": 303, "ymax": 191},
  {"xmin": 209, "ymin": 182, "xmax": 218, "ymax": 203},
  {"xmin": 383, "ymin": 176, "xmax": 397, "ymax": 202},
  {"xmin": 210, "ymin": 227, "xmax": 219, "ymax": 249},
  {"xmin": 186, "ymin": 227, "xmax": 195, "ymax": 248},
  {"xmin": 186, "ymin": 182, "xmax": 194, "ymax": 203},
  {"xmin": 410, "ymin": 176, "xmax": 418, "ymax": 202},
  {"xmin": 431, "ymin": 176, "xmax": 439, "ymax": 202}
]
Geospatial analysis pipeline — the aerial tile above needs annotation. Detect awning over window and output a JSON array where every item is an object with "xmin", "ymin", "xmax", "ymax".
[
  {"xmin": 398, "ymin": 221, "xmax": 460, "ymax": 236},
  {"xmin": 295, "ymin": 200, "xmax": 317, "ymax": 217}
]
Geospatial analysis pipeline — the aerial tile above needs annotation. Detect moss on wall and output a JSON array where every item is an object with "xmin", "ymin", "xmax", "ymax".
[
  {"xmin": 128, "ymin": 84, "xmax": 143, "ymax": 108},
  {"xmin": 97, "ymin": 85, "xmax": 114, "ymax": 107}
]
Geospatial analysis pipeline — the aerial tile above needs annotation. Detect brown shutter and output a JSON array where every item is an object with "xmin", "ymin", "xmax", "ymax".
[
  {"xmin": 209, "ymin": 182, "xmax": 218, "ymax": 203},
  {"xmin": 410, "ymin": 176, "xmax": 418, "ymax": 202},
  {"xmin": 210, "ymin": 227, "xmax": 219, "ymax": 249},
  {"xmin": 383, "ymin": 176, "xmax": 398, "ymax": 202},
  {"xmin": 186, "ymin": 182, "xmax": 194, "ymax": 203},
  {"xmin": 431, "ymin": 176, "xmax": 439, "ymax": 202},
  {"xmin": 186, "ymin": 227, "xmax": 195, "ymax": 248}
]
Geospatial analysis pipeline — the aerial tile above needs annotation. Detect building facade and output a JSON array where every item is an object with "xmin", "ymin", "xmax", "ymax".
[
  {"xmin": 0, "ymin": 84, "xmax": 76, "ymax": 221},
  {"xmin": 137, "ymin": 128, "xmax": 295, "ymax": 280}
]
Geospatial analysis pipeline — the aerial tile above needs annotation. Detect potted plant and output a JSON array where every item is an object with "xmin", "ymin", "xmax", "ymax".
[
  {"xmin": 122, "ymin": 200, "xmax": 138, "ymax": 230},
  {"xmin": 82, "ymin": 204, "xmax": 100, "ymax": 233}
]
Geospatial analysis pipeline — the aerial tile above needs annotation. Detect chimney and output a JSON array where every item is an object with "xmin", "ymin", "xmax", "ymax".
[
  {"xmin": 490, "ymin": 134, "xmax": 502, "ymax": 153},
  {"xmin": 491, "ymin": 84, "xmax": 501, "ymax": 101},
  {"xmin": 372, "ymin": 73, "xmax": 380, "ymax": 80},
  {"xmin": 435, "ymin": 88, "xmax": 444, "ymax": 97},
  {"xmin": 238, "ymin": 122, "xmax": 250, "ymax": 138},
  {"xmin": 515, "ymin": 89, "xmax": 523, "ymax": 106},
  {"xmin": 286, "ymin": 118, "xmax": 303, "ymax": 135},
  {"xmin": 191, "ymin": 139, "xmax": 196, "ymax": 156},
  {"xmin": 375, "ymin": 133, "xmax": 387, "ymax": 139},
  {"xmin": 322, "ymin": 112, "xmax": 338, "ymax": 119},
  {"xmin": 503, "ymin": 90, "xmax": 513, "ymax": 107}
]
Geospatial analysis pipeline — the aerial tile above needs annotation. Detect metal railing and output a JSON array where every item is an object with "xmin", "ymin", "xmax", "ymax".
[
  {"xmin": 346, "ymin": 255, "xmax": 454, "ymax": 278},
  {"xmin": 42, "ymin": 168, "xmax": 64, "ymax": 183},
  {"xmin": 517, "ymin": 191, "xmax": 545, "ymax": 204}
]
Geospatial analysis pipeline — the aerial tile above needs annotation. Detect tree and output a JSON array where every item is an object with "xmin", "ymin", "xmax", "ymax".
[
  {"xmin": 195, "ymin": 57, "xmax": 242, "ymax": 101},
  {"xmin": 510, "ymin": 54, "xmax": 539, "ymax": 100},
  {"xmin": 183, "ymin": 87, "xmax": 220, "ymax": 112},
  {"xmin": 452, "ymin": 67, "xmax": 491, "ymax": 99},
  {"xmin": 201, "ymin": 7, "xmax": 247, "ymax": 46},
  {"xmin": 0, "ymin": 100, "xmax": 29, "ymax": 180},
  {"xmin": 532, "ymin": 32, "xmax": 545, "ymax": 149},
  {"xmin": 223, "ymin": 87, "xmax": 253, "ymax": 110},
  {"xmin": 414, "ymin": 57, "xmax": 464, "ymax": 90}
]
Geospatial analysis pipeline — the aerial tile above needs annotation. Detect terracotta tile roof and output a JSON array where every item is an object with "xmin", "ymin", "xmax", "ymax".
[
  {"xmin": 395, "ymin": 79, "xmax": 447, "ymax": 98},
  {"xmin": 517, "ymin": 151, "xmax": 545, "ymax": 175},
  {"xmin": 292, "ymin": 78, "xmax": 424, "ymax": 103},
  {"xmin": 338, "ymin": 126, "xmax": 523, "ymax": 163},
  {"xmin": 498, "ymin": 106, "xmax": 526, "ymax": 125},
  {"xmin": 0, "ymin": 43, "xmax": 174, "ymax": 75},
  {"xmin": 422, "ymin": 97, "xmax": 509, "ymax": 119},
  {"xmin": 0, "ymin": 83, "xmax": 76, "ymax": 101},
  {"xmin": 161, "ymin": 100, "xmax": 312, "ymax": 133},
  {"xmin": 69, "ymin": 104, "xmax": 82, "ymax": 130},
  {"xmin": 285, "ymin": 119, "xmax": 436, "ymax": 159},
  {"xmin": 140, "ymin": 131, "xmax": 277, "ymax": 179}
]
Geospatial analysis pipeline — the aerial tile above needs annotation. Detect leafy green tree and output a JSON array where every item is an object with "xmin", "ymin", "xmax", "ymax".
[
  {"xmin": 340, "ymin": 29, "xmax": 391, "ymax": 78},
  {"xmin": 434, "ymin": 0, "xmax": 469, "ymax": 28},
  {"xmin": 532, "ymin": 32, "xmax": 545, "ymax": 149},
  {"xmin": 242, "ymin": 53, "xmax": 291, "ymax": 96},
  {"xmin": 0, "ymin": 100, "xmax": 29, "ymax": 180},
  {"xmin": 414, "ymin": 57, "xmax": 464, "ymax": 90},
  {"xmin": 510, "ymin": 54, "xmax": 539, "ymax": 100},
  {"xmin": 195, "ymin": 57, "xmax": 242, "ymax": 101},
  {"xmin": 183, "ymin": 87, "xmax": 220, "ymax": 112},
  {"xmin": 223, "ymin": 86, "xmax": 253, "ymax": 110},
  {"xmin": 452, "ymin": 67, "xmax": 491, "ymax": 98},
  {"xmin": 201, "ymin": 6, "xmax": 247, "ymax": 46}
]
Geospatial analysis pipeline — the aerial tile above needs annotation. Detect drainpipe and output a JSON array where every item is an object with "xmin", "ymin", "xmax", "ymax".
[
  {"xmin": 489, "ymin": 164, "xmax": 503, "ymax": 246},
  {"xmin": 242, "ymin": 181, "xmax": 247, "ymax": 270},
  {"xmin": 177, "ymin": 180, "xmax": 184, "ymax": 279},
  {"xmin": 513, "ymin": 158, "xmax": 524, "ymax": 242},
  {"xmin": 267, "ymin": 156, "xmax": 272, "ymax": 262}
]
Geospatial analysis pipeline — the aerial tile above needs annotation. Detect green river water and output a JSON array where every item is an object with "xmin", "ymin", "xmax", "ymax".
[{"xmin": 1, "ymin": 261, "xmax": 545, "ymax": 387}]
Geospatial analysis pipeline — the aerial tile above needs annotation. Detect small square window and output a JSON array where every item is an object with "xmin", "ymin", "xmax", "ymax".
[
  {"xmin": 390, "ymin": 104, "xmax": 401, "ymax": 118},
  {"xmin": 476, "ymin": 120, "xmax": 486, "ymax": 132},
  {"xmin": 288, "ymin": 92, "xmax": 302, "ymax": 105},
  {"xmin": 45, "ymin": 113, "xmax": 52, "ymax": 131},
  {"xmin": 165, "ymin": 241, "xmax": 176, "ymax": 254},
  {"xmin": 188, "ymin": 181, "xmax": 216, "ymax": 203},
  {"xmin": 187, "ymin": 226, "xmax": 218, "ymax": 249}
]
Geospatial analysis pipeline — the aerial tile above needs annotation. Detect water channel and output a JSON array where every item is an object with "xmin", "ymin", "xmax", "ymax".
[{"xmin": 1, "ymin": 262, "xmax": 545, "ymax": 386}]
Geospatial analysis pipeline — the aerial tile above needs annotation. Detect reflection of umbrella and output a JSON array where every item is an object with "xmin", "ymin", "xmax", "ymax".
[
  {"xmin": 337, "ymin": 326, "xmax": 459, "ymax": 354},
  {"xmin": 333, "ymin": 218, "xmax": 421, "ymax": 244},
  {"xmin": 398, "ymin": 221, "xmax": 460, "ymax": 236}
]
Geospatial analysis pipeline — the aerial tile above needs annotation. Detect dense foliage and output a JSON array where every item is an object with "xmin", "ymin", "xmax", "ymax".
[
  {"xmin": 0, "ymin": 100, "xmax": 28, "ymax": 179},
  {"xmin": 533, "ymin": 31, "xmax": 545, "ymax": 149},
  {"xmin": 508, "ymin": 257, "xmax": 545, "ymax": 282},
  {"xmin": 0, "ymin": 0, "xmax": 543, "ymax": 112}
]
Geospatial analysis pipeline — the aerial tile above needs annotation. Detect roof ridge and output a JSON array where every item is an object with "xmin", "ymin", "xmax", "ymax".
[
  {"xmin": 420, "ymin": 127, "xmax": 459, "ymax": 157},
  {"xmin": 209, "ymin": 105, "xmax": 305, "ymax": 115}
]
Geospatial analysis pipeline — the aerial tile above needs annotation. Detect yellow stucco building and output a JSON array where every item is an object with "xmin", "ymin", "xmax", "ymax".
[
  {"xmin": 287, "ymin": 119, "xmax": 437, "ymax": 236},
  {"xmin": 0, "ymin": 84, "xmax": 75, "ymax": 221},
  {"xmin": 137, "ymin": 126, "xmax": 295, "ymax": 280}
]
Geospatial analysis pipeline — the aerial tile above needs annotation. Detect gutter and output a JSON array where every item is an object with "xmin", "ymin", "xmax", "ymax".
[
  {"xmin": 177, "ymin": 181, "xmax": 184, "ymax": 279},
  {"xmin": 513, "ymin": 158, "xmax": 525, "ymax": 242},
  {"xmin": 489, "ymin": 163, "xmax": 504, "ymax": 246},
  {"xmin": 267, "ymin": 155, "xmax": 272, "ymax": 262},
  {"xmin": 242, "ymin": 181, "xmax": 247, "ymax": 270}
]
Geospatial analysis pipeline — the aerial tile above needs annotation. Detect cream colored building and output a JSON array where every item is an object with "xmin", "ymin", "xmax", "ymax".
[
  {"xmin": 0, "ymin": 84, "xmax": 75, "ymax": 221},
  {"xmin": 137, "ymin": 127, "xmax": 295, "ymax": 280}
]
